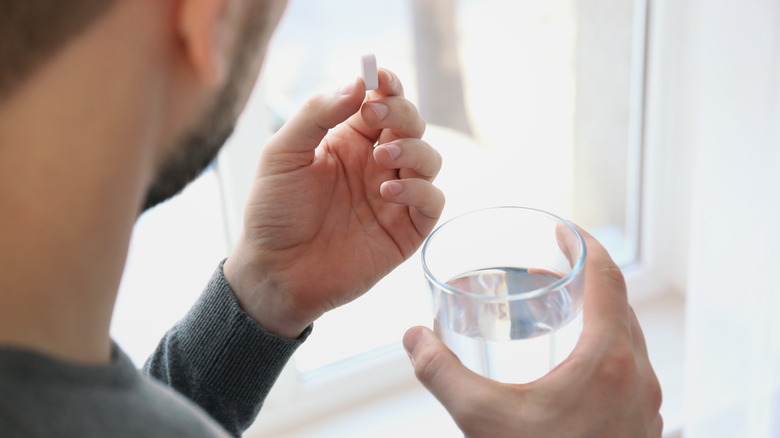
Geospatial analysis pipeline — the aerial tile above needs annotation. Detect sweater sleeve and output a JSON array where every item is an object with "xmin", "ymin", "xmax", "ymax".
[{"xmin": 143, "ymin": 260, "xmax": 311, "ymax": 437}]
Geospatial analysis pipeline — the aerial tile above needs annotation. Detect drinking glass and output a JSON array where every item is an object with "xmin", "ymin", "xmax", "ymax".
[{"xmin": 421, "ymin": 206, "xmax": 586, "ymax": 383}]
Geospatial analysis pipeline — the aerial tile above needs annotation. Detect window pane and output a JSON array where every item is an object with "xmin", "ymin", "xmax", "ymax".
[
  {"xmin": 111, "ymin": 169, "xmax": 229, "ymax": 366},
  {"xmin": 260, "ymin": 0, "xmax": 644, "ymax": 373}
]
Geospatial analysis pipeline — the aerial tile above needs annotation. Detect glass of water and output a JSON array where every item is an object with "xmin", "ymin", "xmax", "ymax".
[{"xmin": 421, "ymin": 206, "xmax": 586, "ymax": 383}]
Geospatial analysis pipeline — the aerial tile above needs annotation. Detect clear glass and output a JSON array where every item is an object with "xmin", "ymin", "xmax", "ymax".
[{"xmin": 422, "ymin": 206, "xmax": 586, "ymax": 383}]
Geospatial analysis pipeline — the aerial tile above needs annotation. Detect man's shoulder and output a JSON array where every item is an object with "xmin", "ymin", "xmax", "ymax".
[{"xmin": 0, "ymin": 345, "xmax": 230, "ymax": 438}]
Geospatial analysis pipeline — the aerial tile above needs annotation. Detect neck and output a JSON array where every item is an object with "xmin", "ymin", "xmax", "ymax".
[{"xmin": 0, "ymin": 2, "xmax": 170, "ymax": 365}]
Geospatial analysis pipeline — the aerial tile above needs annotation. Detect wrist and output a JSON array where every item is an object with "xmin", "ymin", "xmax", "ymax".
[{"xmin": 222, "ymin": 243, "xmax": 313, "ymax": 339}]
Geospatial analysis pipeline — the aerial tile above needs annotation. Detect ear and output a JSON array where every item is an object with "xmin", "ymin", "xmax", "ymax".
[{"xmin": 177, "ymin": 0, "xmax": 231, "ymax": 88}]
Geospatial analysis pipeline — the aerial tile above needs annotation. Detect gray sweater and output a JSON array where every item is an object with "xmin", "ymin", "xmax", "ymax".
[{"xmin": 0, "ymin": 262, "xmax": 310, "ymax": 437}]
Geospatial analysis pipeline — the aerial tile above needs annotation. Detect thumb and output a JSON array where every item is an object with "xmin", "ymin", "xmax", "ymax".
[
  {"xmin": 261, "ymin": 77, "xmax": 366, "ymax": 170},
  {"xmin": 403, "ymin": 326, "xmax": 493, "ymax": 409}
]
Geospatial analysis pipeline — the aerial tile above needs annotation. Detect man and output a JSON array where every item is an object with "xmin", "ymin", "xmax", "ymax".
[{"xmin": 0, "ymin": 0, "xmax": 662, "ymax": 437}]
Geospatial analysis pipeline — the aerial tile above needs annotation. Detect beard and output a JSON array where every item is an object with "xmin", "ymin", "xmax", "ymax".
[
  {"xmin": 140, "ymin": 87, "xmax": 238, "ymax": 212},
  {"xmin": 142, "ymin": 2, "xmax": 281, "ymax": 212}
]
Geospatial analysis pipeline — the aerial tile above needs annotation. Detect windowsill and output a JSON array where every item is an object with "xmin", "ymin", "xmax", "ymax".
[{"xmin": 248, "ymin": 290, "xmax": 687, "ymax": 437}]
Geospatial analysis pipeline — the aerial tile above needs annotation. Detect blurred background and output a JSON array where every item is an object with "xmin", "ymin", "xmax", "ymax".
[{"xmin": 111, "ymin": 0, "xmax": 779, "ymax": 437}]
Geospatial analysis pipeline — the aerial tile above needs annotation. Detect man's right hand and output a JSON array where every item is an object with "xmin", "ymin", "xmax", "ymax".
[{"xmin": 403, "ymin": 226, "xmax": 663, "ymax": 438}]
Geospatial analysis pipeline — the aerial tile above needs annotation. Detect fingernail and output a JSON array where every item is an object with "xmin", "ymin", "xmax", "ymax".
[
  {"xmin": 339, "ymin": 78, "xmax": 357, "ymax": 95},
  {"xmin": 383, "ymin": 143, "xmax": 402, "ymax": 160},
  {"xmin": 368, "ymin": 102, "xmax": 389, "ymax": 120},
  {"xmin": 383, "ymin": 180, "xmax": 403, "ymax": 196}
]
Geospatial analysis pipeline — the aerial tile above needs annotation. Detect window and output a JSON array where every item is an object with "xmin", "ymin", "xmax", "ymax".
[{"xmin": 113, "ymin": 0, "xmax": 660, "ymax": 434}]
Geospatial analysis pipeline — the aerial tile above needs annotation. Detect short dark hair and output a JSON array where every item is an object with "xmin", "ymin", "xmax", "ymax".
[{"xmin": 0, "ymin": 1, "xmax": 118, "ymax": 100}]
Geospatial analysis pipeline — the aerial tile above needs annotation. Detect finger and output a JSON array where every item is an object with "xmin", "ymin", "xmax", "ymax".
[
  {"xmin": 262, "ymin": 77, "xmax": 366, "ymax": 168},
  {"xmin": 628, "ymin": 306, "xmax": 651, "ymax": 360},
  {"xmin": 574, "ymin": 225, "xmax": 632, "ymax": 339},
  {"xmin": 380, "ymin": 179, "xmax": 445, "ymax": 236},
  {"xmin": 555, "ymin": 221, "xmax": 583, "ymax": 268},
  {"xmin": 373, "ymin": 138, "xmax": 442, "ymax": 181},
  {"xmin": 650, "ymin": 413, "xmax": 664, "ymax": 438},
  {"xmin": 359, "ymin": 95, "xmax": 426, "ymax": 141},
  {"xmin": 371, "ymin": 68, "xmax": 404, "ymax": 98},
  {"xmin": 341, "ymin": 69, "xmax": 421, "ymax": 144},
  {"xmin": 403, "ymin": 326, "xmax": 498, "ymax": 411}
]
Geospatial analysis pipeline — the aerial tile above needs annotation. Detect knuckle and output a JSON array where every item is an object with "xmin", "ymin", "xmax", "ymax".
[
  {"xmin": 412, "ymin": 345, "xmax": 451, "ymax": 384},
  {"xmin": 401, "ymin": 100, "xmax": 425, "ymax": 136},
  {"xmin": 594, "ymin": 340, "xmax": 638, "ymax": 400},
  {"xmin": 302, "ymin": 92, "xmax": 328, "ymax": 113},
  {"xmin": 600, "ymin": 263, "xmax": 628, "ymax": 291},
  {"xmin": 299, "ymin": 93, "xmax": 333, "ymax": 138},
  {"xmin": 414, "ymin": 104, "xmax": 426, "ymax": 136},
  {"xmin": 430, "ymin": 148, "xmax": 443, "ymax": 173},
  {"xmin": 654, "ymin": 414, "xmax": 665, "ymax": 437},
  {"xmin": 647, "ymin": 370, "xmax": 663, "ymax": 413}
]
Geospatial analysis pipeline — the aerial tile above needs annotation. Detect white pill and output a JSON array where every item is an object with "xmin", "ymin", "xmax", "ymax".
[{"xmin": 361, "ymin": 54, "xmax": 378, "ymax": 91}]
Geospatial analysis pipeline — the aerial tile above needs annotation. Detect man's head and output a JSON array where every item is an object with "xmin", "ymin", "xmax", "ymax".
[
  {"xmin": 0, "ymin": 0, "xmax": 288, "ymax": 364},
  {"xmin": 0, "ymin": 0, "xmax": 287, "ymax": 211}
]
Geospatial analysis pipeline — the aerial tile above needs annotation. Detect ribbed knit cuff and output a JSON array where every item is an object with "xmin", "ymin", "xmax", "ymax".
[{"xmin": 146, "ymin": 260, "xmax": 311, "ymax": 435}]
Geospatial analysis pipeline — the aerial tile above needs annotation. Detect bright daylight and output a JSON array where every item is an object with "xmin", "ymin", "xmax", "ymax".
[{"xmin": 2, "ymin": 0, "xmax": 771, "ymax": 437}]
